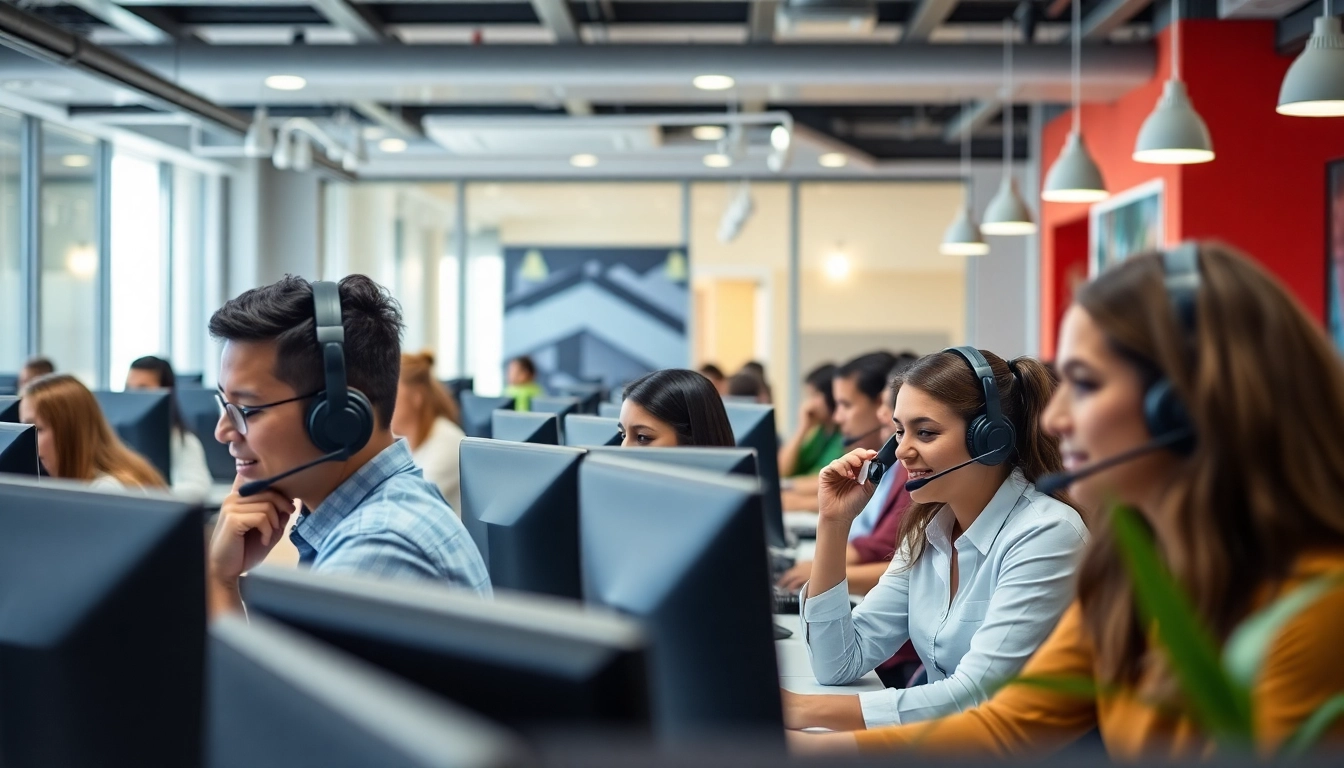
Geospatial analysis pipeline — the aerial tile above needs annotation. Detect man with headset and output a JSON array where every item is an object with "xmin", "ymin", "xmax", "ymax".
[{"xmin": 205, "ymin": 275, "xmax": 490, "ymax": 618}]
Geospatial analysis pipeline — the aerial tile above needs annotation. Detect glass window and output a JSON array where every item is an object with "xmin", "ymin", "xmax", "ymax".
[
  {"xmin": 171, "ymin": 166, "xmax": 206, "ymax": 377},
  {"xmin": 40, "ymin": 124, "xmax": 98, "ymax": 386},
  {"xmin": 109, "ymin": 150, "xmax": 166, "ymax": 388},
  {"xmin": 0, "ymin": 109, "xmax": 21, "ymax": 374}
]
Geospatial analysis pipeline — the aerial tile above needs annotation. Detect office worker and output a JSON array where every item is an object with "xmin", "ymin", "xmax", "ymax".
[
  {"xmin": 784, "ymin": 348, "xmax": 1087, "ymax": 732},
  {"xmin": 391, "ymin": 350, "xmax": 467, "ymax": 514},
  {"xmin": 125, "ymin": 355, "xmax": 213, "ymax": 502},
  {"xmin": 206, "ymin": 275, "xmax": 490, "ymax": 619},
  {"xmin": 17, "ymin": 356, "xmax": 54, "ymax": 391},
  {"xmin": 19, "ymin": 373, "xmax": 166, "ymax": 491},
  {"xmin": 698, "ymin": 363, "xmax": 729, "ymax": 395},
  {"xmin": 503, "ymin": 355, "xmax": 544, "ymax": 412},
  {"xmin": 618, "ymin": 368, "xmax": 736, "ymax": 448},
  {"xmin": 792, "ymin": 244, "xmax": 1344, "ymax": 758},
  {"xmin": 778, "ymin": 364, "xmax": 846, "ymax": 481}
]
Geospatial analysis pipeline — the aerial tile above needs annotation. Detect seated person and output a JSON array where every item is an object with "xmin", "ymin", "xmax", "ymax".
[
  {"xmin": 618, "ymin": 368, "xmax": 736, "ymax": 447},
  {"xmin": 739, "ymin": 360, "xmax": 773, "ymax": 403},
  {"xmin": 698, "ymin": 363, "xmax": 729, "ymax": 395},
  {"xmin": 778, "ymin": 364, "xmax": 846, "ymax": 481},
  {"xmin": 727, "ymin": 370, "xmax": 772, "ymax": 404},
  {"xmin": 19, "ymin": 373, "xmax": 166, "ymax": 491},
  {"xmin": 503, "ymin": 355, "xmax": 544, "ymax": 412},
  {"xmin": 206, "ymin": 275, "xmax": 491, "ymax": 619},
  {"xmin": 17, "ymin": 356, "xmax": 54, "ymax": 391},
  {"xmin": 783, "ymin": 348, "xmax": 1087, "ymax": 732},
  {"xmin": 792, "ymin": 244, "xmax": 1344, "ymax": 759},
  {"xmin": 125, "ymin": 355, "xmax": 213, "ymax": 502},
  {"xmin": 391, "ymin": 350, "xmax": 467, "ymax": 513}
]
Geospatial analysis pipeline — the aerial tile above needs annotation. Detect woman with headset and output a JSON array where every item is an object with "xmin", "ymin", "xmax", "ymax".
[
  {"xmin": 792, "ymin": 243, "xmax": 1344, "ymax": 757},
  {"xmin": 783, "ymin": 347, "xmax": 1088, "ymax": 731}
]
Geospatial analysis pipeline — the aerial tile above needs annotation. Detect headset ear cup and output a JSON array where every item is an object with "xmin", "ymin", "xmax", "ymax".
[
  {"xmin": 1143, "ymin": 377, "xmax": 1195, "ymax": 453},
  {"xmin": 306, "ymin": 390, "xmax": 375, "ymax": 455},
  {"xmin": 966, "ymin": 415, "xmax": 1015, "ymax": 466}
]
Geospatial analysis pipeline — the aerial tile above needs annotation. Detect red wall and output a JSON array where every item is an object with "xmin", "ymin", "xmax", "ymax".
[{"xmin": 1038, "ymin": 20, "xmax": 1344, "ymax": 356}]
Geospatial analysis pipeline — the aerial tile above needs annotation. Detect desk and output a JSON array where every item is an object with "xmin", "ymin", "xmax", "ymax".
[{"xmin": 775, "ymin": 613, "xmax": 884, "ymax": 695}]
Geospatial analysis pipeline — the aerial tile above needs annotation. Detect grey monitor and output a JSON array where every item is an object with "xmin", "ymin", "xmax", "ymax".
[
  {"xmin": 556, "ymin": 384, "xmax": 604, "ymax": 415},
  {"xmin": 177, "ymin": 388, "xmax": 236, "ymax": 481},
  {"xmin": 0, "ymin": 394, "xmax": 19, "ymax": 422},
  {"xmin": 0, "ymin": 423, "xmax": 40, "ymax": 476},
  {"xmin": 491, "ymin": 410, "xmax": 560, "ymax": 445},
  {"xmin": 580, "ymin": 446, "xmax": 757, "ymax": 479},
  {"xmin": 460, "ymin": 393, "xmax": 515, "ymax": 439},
  {"xmin": 0, "ymin": 374, "xmax": 16, "ymax": 396},
  {"xmin": 598, "ymin": 402, "xmax": 621, "ymax": 419},
  {"xmin": 563, "ymin": 415, "xmax": 621, "ymax": 447},
  {"xmin": 209, "ymin": 613, "xmax": 527, "ymax": 768},
  {"xmin": 93, "ymin": 390, "xmax": 173, "ymax": 483},
  {"xmin": 721, "ymin": 403, "xmax": 786, "ymax": 548}
]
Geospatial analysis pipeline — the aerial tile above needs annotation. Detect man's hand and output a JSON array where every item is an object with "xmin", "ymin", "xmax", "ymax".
[{"xmin": 207, "ymin": 475, "xmax": 297, "ymax": 618}]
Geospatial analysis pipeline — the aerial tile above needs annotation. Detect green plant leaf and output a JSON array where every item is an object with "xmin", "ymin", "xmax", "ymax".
[
  {"xmin": 1281, "ymin": 693, "xmax": 1344, "ymax": 758},
  {"xmin": 1006, "ymin": 675, "xmax": 1108, "ymax": 700},
  {"xmin": 1110, "ymin": 505, "xmax": 1254, "ymax": 744},
  {"xmin": 1224, "ymin": 572, "xmax": 1344, "ymax": 692}
]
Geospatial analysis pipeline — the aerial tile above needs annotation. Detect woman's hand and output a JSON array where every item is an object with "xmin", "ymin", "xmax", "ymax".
[{"xmin": 817, "ymin": 449, "xmax": 880, "ymax": 526}]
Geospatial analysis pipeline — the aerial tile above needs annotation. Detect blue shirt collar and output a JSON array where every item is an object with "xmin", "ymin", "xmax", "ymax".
[{"xmin": 292, "ymin": 440, "xmax": 416, "ymax": 555}]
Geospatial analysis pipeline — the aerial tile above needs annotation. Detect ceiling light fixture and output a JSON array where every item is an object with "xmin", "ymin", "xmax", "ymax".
[
  {"xmin": 818, "ymin": 152, "xmax": 848, "ymax": 168},
  {"xmin": 692, "ymin": 75, "xmax": 736, "ymax": 91},
  {"xmin": 263, "ymin": 74, "xmax": 307, "ymax": 91},
  {"xmin": 703, "ymin": 153, "xmax": 732, "ymax": 168},
  {"xmin": 692, "ymin": 125, "xmax": 726, "ymax": 141},
  {"xmin": 982, "ymin": 20, "xmax": 1037, "ymax": 236},
  {"xmin": 1133, "ymin": 0, "xmax": 1214, "ymax": 164},
  {"xmin": 61, "ymin": 154, "xmax": 91, "ymax": 168},
  {"xmin": 1042, "ymin": 0, "xmax": 1108, "ymax": 203},
  {"xmin": 824, "ymin": 250, "xmax": 851, "ymax": 282},
  {"xmin": 1277, "ymin": 0, "xmax": 1344, "ymax": 117},
  {"xmin": 942, "ymin": 102, "xmax": 989, "ymax": 257},
  {"xmin": 570, "ymin": 153, "xmax": 599, "ymax": 168},
  {"xmin": 378, "ymin": 137, "xmax": 408, "ymax": 153},
  {"xmin": 242, "ymin": 105, "xmax": 274, "ymax": 158}
]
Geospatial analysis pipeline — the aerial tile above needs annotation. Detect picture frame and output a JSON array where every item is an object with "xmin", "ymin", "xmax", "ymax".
[
  {"xmin": 1089, "ymin": 179, "xmax": 1165, "ymax": 277},
  {"xmin": 1329, "ymin": 159, "xmax": 1344, "ymax": 354}
]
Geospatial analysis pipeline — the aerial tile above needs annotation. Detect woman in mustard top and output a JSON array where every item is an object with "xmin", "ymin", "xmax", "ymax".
[{"xmin": 791, "ymin": 242, "xmax": 1344, "ymax": 759}]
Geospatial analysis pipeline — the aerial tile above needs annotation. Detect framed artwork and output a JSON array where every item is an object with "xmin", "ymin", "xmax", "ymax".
[
  {"xmin": 1089, "ymin": 179, "xmax": 1165, "ymax": 277},
  {"xmin": 1329, "ymin": 160, "xmax": 1344, "ymax": 354}
]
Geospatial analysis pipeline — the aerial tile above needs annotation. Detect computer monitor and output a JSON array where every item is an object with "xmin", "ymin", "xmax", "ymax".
[
  {"xmin": 0, "ymin": 373, "xmax": 17, "ymax": 396},
  {"xmin": 491, "ymin": 410, "xmax": 560, "ymax": 445},
  {"xmin": 556, "ymin": 384, "xmax": 604, "ymax": 415},
  {"xmin": 0, "ymin": 394, "xmax": 19, "ymax": 422},
  {"xmin": 93, "ymin": 390, "xmax": 172, "ymax": 483},
  {"xmin": 0, "ymin": 477, "xmax": 205, "ymax": 766},
  {"xmin": 459, "ymin": 437, "xmax": 586, "ymax": 598},
  {"xmin": 530, "ymin": 396, "xmax": 580, "ymax": 421},
  {"xmin": 563, "ymin": 415, "xmax": 621, "ymax": 447},
  {"xmin": 177, "ymin": 388, "xmax": 236, "ymax": 481},
  {"xmin": 722, "ymin": 402, "xmax": 786, "ymax": 548},
  {"xmin": 581, "ymin": 446, "xmax": 758, "ymax": 479},
  {"xmin": 579, "ymin": 454, "xmax": 782, "ymax": 742},
  {"xmin": 0, "ymin": 423, "xmax": 40, "ymax": 476},
  {"xmin": 209, "ymin": 613, "xmax": 527, "ymax": 768},
  {"xmin": 240, "ymin": 566, "xmax": 653, "ymax": 737},
  {"xmin": 176, "ymin": 372, "xmax": 205, "ymax": 388},
  {"xmin": 460, "ymin": 393, "xmax": 515, "ymax": 439},
  {"xmin": 598, "ymin": 402, "xmax": 621, "ymax": 419},
  {"xmin": 442, "ymin": 377, "xmax": 474, "ymax": 402}
]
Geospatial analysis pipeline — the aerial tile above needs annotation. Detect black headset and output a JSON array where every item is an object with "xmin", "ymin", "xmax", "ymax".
[
  {"xmin": 1144, "ymin": 242, "xmax": 1199, "ymax": 453},
  {"xmin": 306, "ymin": 280, "xmax": 375, "ymax": 457},
  {"xmin": 946, "ymin": 346, "xmax": 1015, "ymax": 466}
]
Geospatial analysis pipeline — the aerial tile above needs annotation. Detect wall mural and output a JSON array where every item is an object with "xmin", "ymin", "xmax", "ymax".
[{"xmin": 502, "ymin": 246, "xmax": 689, "ymax": 392}]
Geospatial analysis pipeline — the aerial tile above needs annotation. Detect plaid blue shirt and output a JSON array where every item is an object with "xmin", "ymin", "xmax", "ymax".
[{"xmin": 290, "ymin": 440, "xmax": 491, "ymax": 596}]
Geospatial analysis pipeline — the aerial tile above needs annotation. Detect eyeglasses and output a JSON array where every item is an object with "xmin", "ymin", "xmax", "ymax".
[{"xmin": 216, "ymin": 389, "xmax": 322, "ymax": 436}]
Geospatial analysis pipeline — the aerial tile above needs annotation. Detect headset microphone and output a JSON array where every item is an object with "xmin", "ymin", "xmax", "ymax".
[
  {"xmin": 903, "ymin": 448, "xmax": 1009, "ymax": 492},
  {"xmin": 238, "ymin": 448, "xmax": 349, "ymax": 498},
  {"xmin": 1034, "ymin": 429, "xmax": 1193, "ymax": 496}
]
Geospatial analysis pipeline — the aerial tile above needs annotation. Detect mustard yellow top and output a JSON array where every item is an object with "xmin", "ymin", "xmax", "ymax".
[{"xmin": 853, "ymin": 552, "xmax": 1344, "ymax": 759}]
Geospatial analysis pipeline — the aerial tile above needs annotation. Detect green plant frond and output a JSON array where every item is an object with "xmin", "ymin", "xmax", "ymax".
[
  {"xmin": 1280, "ymin": 693, "xmax": 1344, "ymax": 758},
  {"xmin": 1224, "ymin": 572, "xmax": 1344, "ymax": 691},
  {"xmin": 1110, "ymin": 505, "xmax": 1254, "ymax": 744},
  {"xmin": 1004, "ymin": 675, "xmax": 1111, "ymax": 700}
]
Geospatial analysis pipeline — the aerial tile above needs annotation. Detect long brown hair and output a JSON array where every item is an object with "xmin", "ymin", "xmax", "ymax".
[
  {"xmin": 1074, "ymin": 243, "xmax": 1344, "ymax": 696},
  {"xmin": 399, "ymin": 351, "xmax": 462, "ymax": 448},
  {"xmin": 894, "ymin": 349, "xmax": 1076, "ymax": 565},
  {"xmin": 22, "ymin": 374, "xmax": 167, "ymax": 489}
]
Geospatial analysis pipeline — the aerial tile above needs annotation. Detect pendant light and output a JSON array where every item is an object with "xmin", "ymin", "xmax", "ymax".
[
  {"xmin": 942, "ymin": 102, "xmax": 990, "ymax": 256},
  {"xmin": 1277, "ymin": 0, "xmax": 1344, "ymax": 117},
  {"xmin": 1042, "ymin": 0, "xmax": 1108, "ymax": 203},
  {"xmin": 982, "ymin": 20, "xmax": 1037, "ymax": 236},
  {"xmin": 1134, "ymin": 0, "xmax": 1214, "ymax": 164}
]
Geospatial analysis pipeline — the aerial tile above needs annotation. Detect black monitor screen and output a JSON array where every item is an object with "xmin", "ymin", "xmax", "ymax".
[
  {"xmin": 0, "ymin": 375, "xmax": 17, "ymax": 397},
  {"xmin": 556, "ymin": 385, "xmax": 604, "ymax": 415},
  {"xmin": 563, "ymin": 415, "xmax": 621, "ymax": 447},
  {"xmin": 0, "ymin": 423, "xmax": 40, "ymax": 476},
  {"xmin": 722, "ymin": 403, "xmax": 786, "ymax": 548},
  {"xmin": 460, "ymin": 393, "xmax": 515, "ymax": 439},
  {"xmin": 93, "ymin": 390, "xmax": 172, "ymax": 483},
  {"xmin": 178, "ymin": 388, "xmax": 235, "ymax": 482},
  {"xmin": 442, "ymin": 378, "xmax": 474, "ymax": 402},
  {"xmin": 0, "ymin": 395, "xmax": 19, "ymax": 423},
  {"xmin": 0, "ymin": 478, "xmax": 204, "ymax": 766},
  {"xmin": 491, "ymin": 411, "xmax": 559, "ymax": 446},
  {"xmin": 459, "ymin": 438, "xmax": 585, "ymax": 598},
  {"xmin": 241, "ymin": 566, "xmax": 652, "ymax": 737}
]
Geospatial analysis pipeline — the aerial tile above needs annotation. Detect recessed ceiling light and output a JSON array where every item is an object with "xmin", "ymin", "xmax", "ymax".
[
  {"xmin": 818, "ymin": 153, "xmax": 849, "ymax": 168},
  {"xmin": 703, "ymin": 154, "xmax": 732, "ymax": 168},
  {"xmin": 570, "ymin": 153, "xmax": 599, "ymax": 168},
  {"xmin": 264, "ymin": 75, "xmax": 307, "ymax": 91},
  {"xmin": 771, "ymin": 125, "xmax": 791, "ymax": 151},
  {"xmin": 378, "ymin": 138, "xmax": 408, "ymax": 153},
  {"xmin": 61, "ymin": 154, "xmax": 91, "ymax": 168},
  {"xmin": 693, "ymin": 75, "xmax": 736, "ymax": 91},
  {"xmin": 691, "ymin": 125, "xmax": 726, "ymax": 141},
  {"xmin": 824, "ymin": 252, "xmax": 851, "ymax": 281}
]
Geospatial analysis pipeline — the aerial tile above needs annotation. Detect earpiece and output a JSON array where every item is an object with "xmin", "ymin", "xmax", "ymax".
[
  {"xmin": 946, "ymin": 346, "xmax": 1015, "ymax": 466},
  {"xmin": 305, "ymin": 280, "xmax": 374, "ymax": 457}
]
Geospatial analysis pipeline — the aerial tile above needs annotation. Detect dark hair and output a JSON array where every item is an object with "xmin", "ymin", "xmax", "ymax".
[
  {"xmin": 885, "ymin": 354, "xmax": 920, "ymax": 409},
  {"xmin": 741, "ymin": 361, "xmax": 766, "ymax": 379},
  {"xmin": 727, "ymin": 371, "xmax": 767, "ymax": 398},
  {"xmin": 804, "ymin": 363, "xmax": 839, "ymax": 414},
  {"xmin": 698, "ymin": 363, "xmax": 725, "ymax": 381},
  {"xmin": 836, "ymin": 351, "xmax": 899, "ymax": 402},
  {"xmin": 208, "ymin": 274, "xmax": 403, "ymax": 429},
  {"xmin": 23, "ymin": 357, "xmax": 54, "ymax": 376},
  {"xmin": 893, "ymin": 349, "xmax": 1078, "ymax": 566},
  {"xmin": 129, "ymin": 355, "xmax": 187, "ymax": 436},
  {"xmin": 622, "ymin": 369, "xmax": 736, "ymax": 447},
  {"xmin": 510, "ymin": 356, "xmax": 536, "ymax": 378}
]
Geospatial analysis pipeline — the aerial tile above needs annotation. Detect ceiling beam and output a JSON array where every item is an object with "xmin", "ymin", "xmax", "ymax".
[
  {"xmin": 902, "ymin": 0, "xmax": 961, "ymax": 43},
  {"xmin": 748, "ymin": 0, "xmax": 778, "ymax": 43},
  {"xmin": 308, "ymin": 0, "xmax": 390, "ymax": 44},
  {"xmin": 63, "ymin": 0, "xmax": 176, "ymax": 44},
  {"xmin": 530, "ymin": 0, "xmax": 581, "ymax": 44},
  {"xmin": 942, "ymin": 99, "xmax": 1002, "ymax": 142},
  {"xmin": 351, "ymin": 99, "xmax": 421, "ymax": 137},
  {"xmin": 1078, "ymin": 0, "xmax": 1153, "ymax": 41}
]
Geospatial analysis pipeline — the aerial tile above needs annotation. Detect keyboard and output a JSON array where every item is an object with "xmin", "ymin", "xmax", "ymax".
[{"xmin": 773, "ymin": 586, "xmax": 802, "ymax": 615}]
